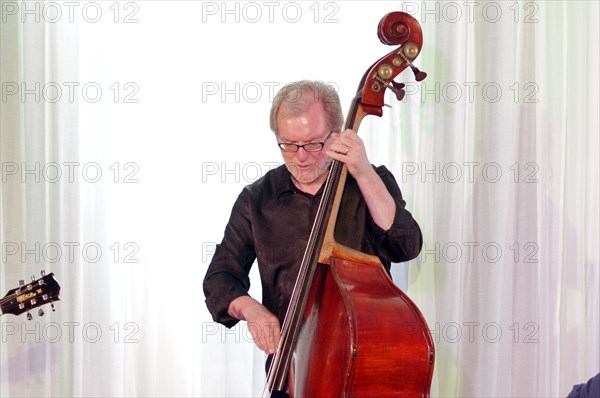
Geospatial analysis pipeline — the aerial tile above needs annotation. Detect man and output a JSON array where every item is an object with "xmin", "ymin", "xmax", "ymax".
[
  {"xmin": 567, "ymin": 373, "xmax": 600, "ymax": 398},
  {"xmin": 203, "ymin": 80, "xmax": 422, "ymax": 355}
]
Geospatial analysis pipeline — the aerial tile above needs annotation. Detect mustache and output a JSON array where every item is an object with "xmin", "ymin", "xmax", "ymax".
[{"xmin": 288, "ymin": 159, "xmax": 332, "ymax": 169}]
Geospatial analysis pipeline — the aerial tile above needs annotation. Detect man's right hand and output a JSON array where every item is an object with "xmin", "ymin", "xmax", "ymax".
[{"xmin": 228, "ymin": 295, "xmax": 281, "ymax": 354}]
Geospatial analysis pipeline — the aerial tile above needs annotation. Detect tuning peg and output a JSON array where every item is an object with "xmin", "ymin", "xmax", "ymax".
[
  {"xmin": 31, "ymin": 275, "xmax": 36, "ymax": 282},
  {"xmin": 19, "ymin": 279, "xmax": 24, "ymax": 287},
  {"xmin": 410, "ymin": 65, "xmax": 427, "ymax": 82},
  {"xmin": 38, "ymin": 308, "xmax": 45, "ymax": 317},
  {"xmin": 41, "ymin": 270, "xmax": 46, "ymax": 276},
  {"xmin": 388, "ymin": 81, "xmax": 406, "ymax": 101},
  {"xmin": 391, "ymin": 81, "xmax": 405, "ymax": 89},
  {"xmin": 26, "ymin": 312, "xmax": 33, "ymax": 321}
]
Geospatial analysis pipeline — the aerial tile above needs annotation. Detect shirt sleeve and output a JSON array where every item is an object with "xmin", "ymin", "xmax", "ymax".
[
  {"xmin": 203, "ymin": 188, "xmax": 256, "ymax": 328},
  {"xmin": 367, "ymin": 165, "xmax": 423, "ymax": 263}
]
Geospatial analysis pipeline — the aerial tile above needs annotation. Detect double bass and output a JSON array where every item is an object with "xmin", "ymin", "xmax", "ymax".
[{"xmin": 265, "ymin": 11, "xmax": 435, "ymax": 398}]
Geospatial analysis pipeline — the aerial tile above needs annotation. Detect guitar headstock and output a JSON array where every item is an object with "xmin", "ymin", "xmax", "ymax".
[{"xmin": 0, "ymin": 272, "xmax": 60, "ymax": 318}]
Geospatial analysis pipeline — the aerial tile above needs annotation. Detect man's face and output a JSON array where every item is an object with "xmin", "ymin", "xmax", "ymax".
[{"xmin": 276, "ymin": 101, "xmax": 333, "ymax": 192}]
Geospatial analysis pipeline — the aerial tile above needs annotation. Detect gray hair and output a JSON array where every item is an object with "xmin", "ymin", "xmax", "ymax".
[{"xmin": 269, "ymin": 80, "xmax": 344, "ymax": 134}]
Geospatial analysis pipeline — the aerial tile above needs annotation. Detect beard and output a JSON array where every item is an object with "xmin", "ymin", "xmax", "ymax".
[{"xmin": 287, "ymin": 159, "xmax": 332, "ymax": 186}]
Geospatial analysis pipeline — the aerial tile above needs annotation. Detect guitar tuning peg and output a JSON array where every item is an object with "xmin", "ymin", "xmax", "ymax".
[
  {"xmin": 26, "ymin": 312, "xmax": 33, "ymax": 321},
  {"xmin": 41, "ymin": 270, "xmax": 46, "ymax": 276},
  {"xmin": 19, "ymin": 279, "xmax": 24, "ymax": 287},
  {"xmin": 31, "ymin": 275, "xmax": 36, "ymax": 282},
  {"xmin": 38, "ymin": 308, "xmax": 45, "ymax": 317}
]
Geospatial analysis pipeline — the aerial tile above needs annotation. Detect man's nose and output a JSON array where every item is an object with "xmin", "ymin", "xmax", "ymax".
[{"xmin": 296, "ymin": 148, "xmax": 310, "ymax": 161}]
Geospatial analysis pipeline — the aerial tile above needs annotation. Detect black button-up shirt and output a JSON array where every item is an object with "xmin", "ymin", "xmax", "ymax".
[{"xmin": 203, "ymin": 164, "xmax": 422, "ymax": 327}]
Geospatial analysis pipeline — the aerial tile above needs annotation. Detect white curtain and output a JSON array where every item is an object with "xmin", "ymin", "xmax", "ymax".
[{"xmin": 1, "ymin": 1, "xmax": 598, "ymax": 397}]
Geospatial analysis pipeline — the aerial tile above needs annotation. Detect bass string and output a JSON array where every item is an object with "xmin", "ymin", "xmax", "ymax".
[{"xmin": 265, "ymin": 158, "xmax": 344, "ymax": 393}]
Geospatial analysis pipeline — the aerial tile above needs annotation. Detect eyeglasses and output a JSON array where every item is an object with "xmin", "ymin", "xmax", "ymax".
[{"xmin": 277, "ymin": 131, "xmax": 332, "ymax": 153}]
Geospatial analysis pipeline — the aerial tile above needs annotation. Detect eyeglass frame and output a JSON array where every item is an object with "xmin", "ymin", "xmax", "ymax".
[{"xmin": 277, "ymin": 130, "xmax": 333, "ymax": 153}]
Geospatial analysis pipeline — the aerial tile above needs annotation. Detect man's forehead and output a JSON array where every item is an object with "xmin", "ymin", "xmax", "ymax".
[{"xmin": 276, "ymin": 106, "xmax": 329, "ymax": 142}]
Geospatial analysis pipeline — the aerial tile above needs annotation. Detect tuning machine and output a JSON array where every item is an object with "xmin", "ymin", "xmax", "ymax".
[
  {"xmin": 377, "ymin": 79, "xmax": 406, "ymax": 102},
  {"xmin": 397, "ymin": 42, "xmax": 427, "ymax": 82},
  {"xmin": 389, "ymin": 81, "xmax": 406, "ymax": 101}
]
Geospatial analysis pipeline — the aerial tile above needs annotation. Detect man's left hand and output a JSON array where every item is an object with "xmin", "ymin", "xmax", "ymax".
[
  {"xmin": 326, "ymin": 129, "xmax": 376, "ymax": 183},
  {"xmin": 326, "ymin": 128, "xmax": 396, "ymax": 231}
]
